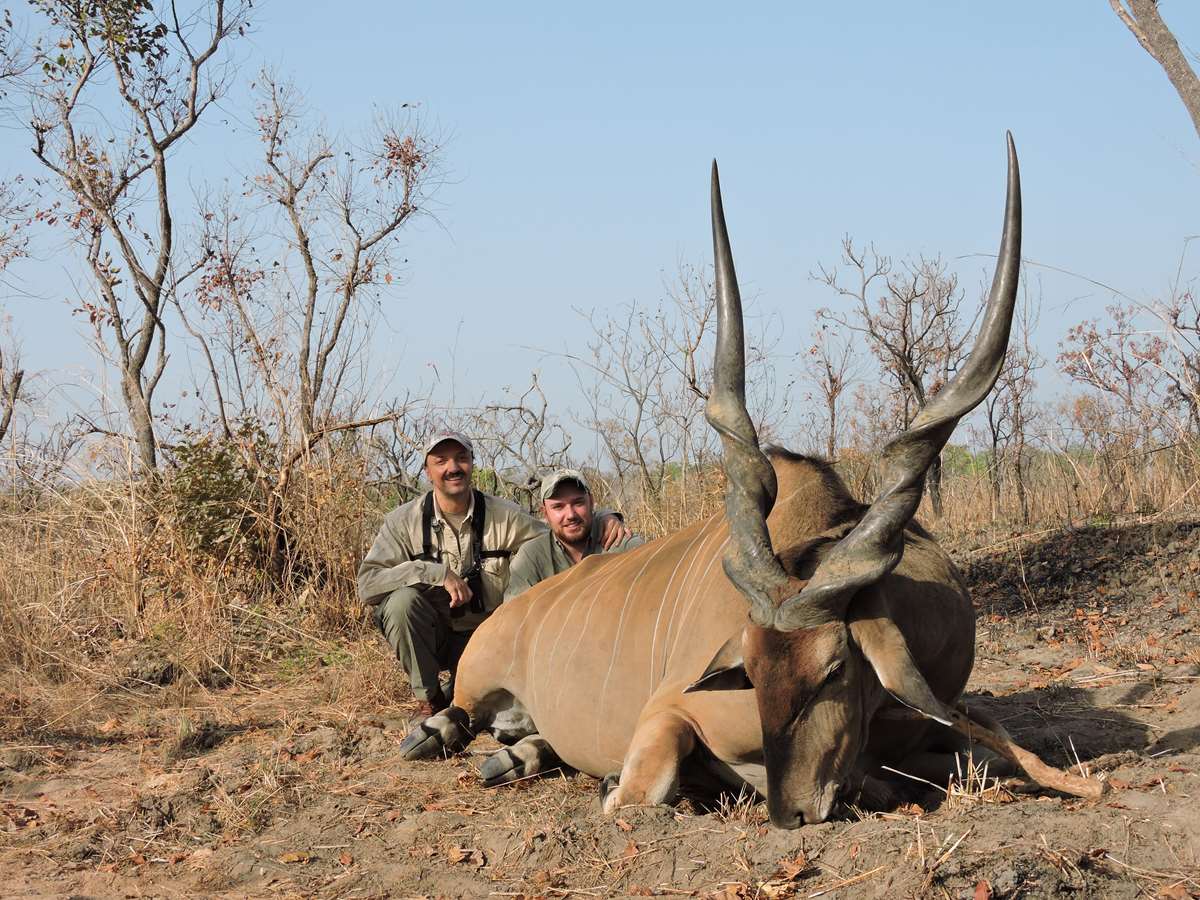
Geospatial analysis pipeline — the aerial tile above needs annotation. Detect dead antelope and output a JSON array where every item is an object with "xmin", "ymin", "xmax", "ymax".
[{"xmin": 401, "ymin": 135, "xmax": 1104, "ymax": 826}]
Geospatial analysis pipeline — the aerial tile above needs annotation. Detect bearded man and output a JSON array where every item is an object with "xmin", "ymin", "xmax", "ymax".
[{"xmin": 503, "ymin": 469, "xmax": 643, "ymax": 602}]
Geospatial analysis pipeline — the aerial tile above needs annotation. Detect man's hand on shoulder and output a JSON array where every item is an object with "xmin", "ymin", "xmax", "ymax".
[{"xmin": 598, "ymin": 512, "xmax": 632, "ymax": 550}]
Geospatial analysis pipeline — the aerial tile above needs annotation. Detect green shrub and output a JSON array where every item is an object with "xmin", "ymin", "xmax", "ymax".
[{"xmin": 165, "ymin": 429, "xmax": 264, "ymax": 564}]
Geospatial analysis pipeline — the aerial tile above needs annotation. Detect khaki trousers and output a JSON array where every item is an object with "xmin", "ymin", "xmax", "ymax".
[{"xmin": 373, "ymin": 587, "xmax": 473, "ymax": 702}]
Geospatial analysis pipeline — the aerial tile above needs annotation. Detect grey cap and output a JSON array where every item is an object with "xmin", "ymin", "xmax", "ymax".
[
  {"xmin": 540, "ymin": 468, "xmax": 591, "ymax": 501},
  {"xmin": 422, "ymin": 431, "xmax": 474, "ymax": 459}
]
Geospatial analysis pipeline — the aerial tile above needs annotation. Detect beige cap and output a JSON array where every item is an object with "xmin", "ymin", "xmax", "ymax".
[
  {"xmin": 539, "ymin": 468, "xmax": 591, "ymax": 501},
  {"xmin": 422, "ymin": 431, "xmax": 474, "ymax": 459}
]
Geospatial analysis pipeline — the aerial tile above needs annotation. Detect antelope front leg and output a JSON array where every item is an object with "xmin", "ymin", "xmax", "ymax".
[
  {"xmin": 601, "ymin": 711, "xmax": 696, "ymax": 814},
  {"xmin": 480, "ymin": 734, "xmax": 562, "ymax": 787},
  {"xmin": 399, "ymin": 706, "xmax": 474, "ymax": 759}
]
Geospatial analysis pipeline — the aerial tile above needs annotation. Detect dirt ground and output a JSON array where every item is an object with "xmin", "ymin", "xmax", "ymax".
[{"xmin": 2, "ymin": 518, "xmax": 1199, "ymax": 899}]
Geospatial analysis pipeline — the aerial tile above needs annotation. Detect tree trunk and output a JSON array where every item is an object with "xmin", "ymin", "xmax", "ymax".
[
  {"xmin": 1111, "ymin": 0, "xmax": 1200, "ymax": 142},
  {"xmin": 1014, "ymin": 448, "xmax": 1030, "ymax": 524},
  {"xmin": 265, "ymin": 490, "xmax": 290, "ymax": 586},
  {"xmin": 826, "ymin": 397, "xmax": 837, "ymax": 460},
  {"xmin": 989, "ymin": 445, "xmax": 1002, "ymax": 521},
  {"xmin": 0, "ymin": 368, "xmax": 23, "ymax": 446},
  {"xmin": 928, "ymin": 454, "xmax": 944, "ymax": 518},
  {"xmin": 120, "ymin": 367, "xmax": 158, "ymax": 472}
]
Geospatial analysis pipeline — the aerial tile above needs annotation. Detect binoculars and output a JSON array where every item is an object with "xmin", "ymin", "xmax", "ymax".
[{"xmin": 448, "ymin": 561, "xmax": 486, "ymax": 618}]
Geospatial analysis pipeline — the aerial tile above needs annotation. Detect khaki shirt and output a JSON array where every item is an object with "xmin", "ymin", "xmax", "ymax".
[
  {"xmin": 357, "ymin": 491, "xmax": 548, "ymax": 632},
  {"xmin": 504, "ymin": 518, "xmax": 644, "ymax": 602}
]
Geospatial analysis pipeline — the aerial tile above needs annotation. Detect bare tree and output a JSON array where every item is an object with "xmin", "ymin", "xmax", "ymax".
[
  {"xmin": 0, "ymin": 178, "xmax": 30, "ymax": 448},
  {"xmin": 799, "ymin": 316, "xmax": 857, "ymax": 460},
  {"xmin": 1059, "ymin": 301, "xmax": 1175, "ymax": 511},
  {"xmin": 470, "ymin": 375, "xmax": 572, "ymax": 504},
  {"xmin": 1155, "ymin": 248, "xmax": 1200, "ymax": 436},
  {"xmin": 249, "ymin": 74, "xmax": 439, "ymax": 440},
  {"xmin": 1110, "ymin": 0, "xmax": 1200, "ymax": 142},
  {"xmin": 177, "ymin": 73, "xmax": 441, "ymax": 581},
  {"xmin": 0, "ymin": 328, "xmax": 22, "ymax": 448},
  {"xmin": 840, "ymin": 382, "xmax": 897, "ymax": 501},
  {"xmin": 560, "ymin": 262, "xmax": 781, "ymax": 531},
  {"xmin": 1059, "ymin": 301, "xmax": 1171, "ymax": 444},
  {"xmin": 10, "ymin": 0, "xmax": 250, "ymax": 471},
  {"xmin": 566, "ymin": 267, "xmax": 711, "ymax": 521},
  {"xmin": 816, "ymin": 238, "xmax": 972, "ymax": 516},
  {"xmin": 574, "ymin": 301, "xmax": 676, "ymax": 513},
  {"xmin": 367, "ymin": 401, "xmax": 440, "ymax": 502},
  {"xmin": 980, "ymin": 287, "xmax": 1043, "ymax": 522},
  {"xmin": 0, "ymin": 8, "xmax": 35, "ymax": 95}
]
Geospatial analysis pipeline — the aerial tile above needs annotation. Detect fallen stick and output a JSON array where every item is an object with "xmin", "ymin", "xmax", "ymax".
[{"xmin": 807, "ymin": 864, "xmax": 887, "ymax": 898}]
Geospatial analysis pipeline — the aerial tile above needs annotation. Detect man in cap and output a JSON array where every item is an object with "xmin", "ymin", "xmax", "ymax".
[
  {"xmin": 504, "ymin": 468, "xmax": 643, "ymax": 602},
  {"xmin": 357, "ymin": 433, "xmax": 630, "ymax": 723}
]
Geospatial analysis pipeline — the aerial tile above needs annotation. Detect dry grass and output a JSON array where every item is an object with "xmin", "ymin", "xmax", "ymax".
[
  {"xmin": 2, "ymin": 434, "xmax": 1199, "ymax": 898},
  {"xmin": 710, "ymin": 787, "xmax": 769, "ymax": 827},
  {"xmin": 0, "ymin": 452, "xmax": 387, "ymax": 741},
  {"xmin": 1, "ymin": 634, "xmax": 1196, "ymax": 898},
  {"xmin": 2, "ymin": 437, "xmax": 1199, "ymax": 740},
  {"xmin": 931, "ymin": 444, "xmax": 1200, "ymax": 535}
]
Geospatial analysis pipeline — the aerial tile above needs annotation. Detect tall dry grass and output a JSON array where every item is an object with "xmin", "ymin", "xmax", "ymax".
[
  {"xmin": 2, "ymin": 436, "xmax": 1198, "ymax": 733},
  {"xmin": 0, "ymin": 444, "xmax": 390, "ymax": 732},
  {"xmin": 928, "ymin": 445, "xmax": 1200, "ymax": 538}
]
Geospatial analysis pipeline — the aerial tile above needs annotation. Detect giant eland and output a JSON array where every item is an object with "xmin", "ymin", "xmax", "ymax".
[{"xmin": 400, "ymin": 135, "xmax": 1104, "ymax": 827}]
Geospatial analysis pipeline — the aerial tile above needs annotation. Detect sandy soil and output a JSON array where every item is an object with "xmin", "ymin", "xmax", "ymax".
[{"xmin": 2, "ymin": 519, "xmax": 1199, "ymax": 898}]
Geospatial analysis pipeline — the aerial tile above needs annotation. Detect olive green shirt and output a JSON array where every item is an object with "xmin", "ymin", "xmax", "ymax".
[
  {"xmin": 503, "ymin": 518, "xmax": 644, "ymax": 602},
  {"xmin": 357, "ymin": 491, "xmax": 548, "ymax": 632}
]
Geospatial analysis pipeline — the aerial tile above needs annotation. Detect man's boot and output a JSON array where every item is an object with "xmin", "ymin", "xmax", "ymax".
[{"xmin": 408, "ymin": 689, "xmax": 449, "ymax": 729}]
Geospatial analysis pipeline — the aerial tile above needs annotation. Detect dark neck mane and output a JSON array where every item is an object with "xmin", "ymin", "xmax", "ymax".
[{"xmin": 764, "ymin": 447, "xmax": 865, "ymax": 578}]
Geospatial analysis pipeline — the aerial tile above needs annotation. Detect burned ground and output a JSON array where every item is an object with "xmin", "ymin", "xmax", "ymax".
[{"xmin": 1, "ymin": 519, "xmax": 1199, "ymax": 898}]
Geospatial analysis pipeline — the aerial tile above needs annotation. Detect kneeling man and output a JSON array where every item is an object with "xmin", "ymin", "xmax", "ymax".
[
  {"xmin": 358, "ymin": 437, "xmax": 629, "ymax": 724},
  {"xmin": 504, "ymin": 469, "xmax": 643, "ymax": 601}
]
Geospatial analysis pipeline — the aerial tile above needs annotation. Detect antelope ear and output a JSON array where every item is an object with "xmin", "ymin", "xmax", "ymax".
[
  {"xmin": 684, "ymin": 632, "xmax": 753, "ymax": 692},
  {"xmin": 850, "ymin": 612, "xmax": 954, "ymax": 726}
]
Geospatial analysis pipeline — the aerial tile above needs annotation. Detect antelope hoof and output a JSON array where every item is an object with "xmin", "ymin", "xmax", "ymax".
[
  {"xmin": 399, "ymin": 706, "xmax": 473, "ymax": 760},
  {"xmin": 599, "ymin": 772, "xmax": 621, "ymax": 813},
  {"xmin": 480, "ymin": 748, "xmax": 521, "ymax": 787}
]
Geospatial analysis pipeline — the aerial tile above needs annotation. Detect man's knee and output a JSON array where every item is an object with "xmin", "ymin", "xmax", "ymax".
[{"xmin": 374, "ymin": 587, "xmax": 437, "ymax": 641}]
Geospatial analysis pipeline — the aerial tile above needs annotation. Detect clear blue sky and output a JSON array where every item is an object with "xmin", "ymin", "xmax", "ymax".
[{"xmin": 4, "ymin": 2, "xmax": 1200, "ymax": 436}]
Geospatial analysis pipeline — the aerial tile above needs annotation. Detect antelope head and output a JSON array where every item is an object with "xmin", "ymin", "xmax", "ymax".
[{"xmin": 688, "ymin": 136, "xmax": 1022, "ymax": 828}]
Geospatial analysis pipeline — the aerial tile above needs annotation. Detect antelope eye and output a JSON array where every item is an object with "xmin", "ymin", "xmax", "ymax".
[{"xmin": 824, "ymin": 661, "xmax": 845, "ymax": 684}]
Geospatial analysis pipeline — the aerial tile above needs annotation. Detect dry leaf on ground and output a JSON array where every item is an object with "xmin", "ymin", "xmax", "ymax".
[{"xmin": 447, "ymin": 846, "xmax": 485, "ymax": 867}]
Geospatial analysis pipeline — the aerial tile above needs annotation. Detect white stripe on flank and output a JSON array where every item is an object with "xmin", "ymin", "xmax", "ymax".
[
  {"xmin": 664, "ymin": 534, "xmax": 728, "ymax": 677},
  {"xmin": 647, "ymin": 518, "xmax": 717, "ymax": 690},
  {"xmin": 551, "ymin": 555, "xmax": 630, "ymax": 713},
  {"xmin": 662, "ymin": 513, "xmax": 724, "ymax": 676},
  {"xmin": 544, "ymin": 557, "xmax": 627, "ymax": 676},
  {"xmin": 503, "ymin": 593, "xmax": 543, "ymax": 683},
  {"xmin": 526, "ymin": 557, "xmax": 615, "ymax": 712},
  {"xmin": 657, "ymin": 521, "xmax": 725, "ymax": 680},
  {"xmin": 659, "ymin": 475, "xmax": 811, "ymax": 677},
  {"xmin": 595, "ymin": 538, "xmax": 673, "ymax": 754},
  {"xmin": 535, "ymin": 555, "xmax": 627, "ymax": 712}
]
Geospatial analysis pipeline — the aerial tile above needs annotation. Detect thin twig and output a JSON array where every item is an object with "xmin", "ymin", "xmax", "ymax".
[{"xmin": 807, "ymin": 864, "xmax": 887, "ymax": 897}]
